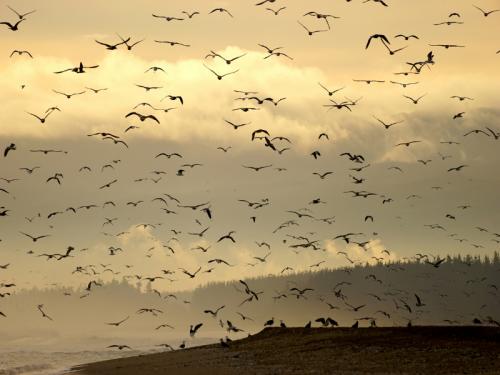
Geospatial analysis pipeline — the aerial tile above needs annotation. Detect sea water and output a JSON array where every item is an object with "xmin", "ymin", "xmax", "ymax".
[{"xmin": 0, "ymin": 350, "xmax": 142, "ymax": 375}]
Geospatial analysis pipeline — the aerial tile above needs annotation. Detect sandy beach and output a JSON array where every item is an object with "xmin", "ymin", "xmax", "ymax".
[{"xmin": 71, "ymin": 326, "xmax": 500, "ymax": 374}]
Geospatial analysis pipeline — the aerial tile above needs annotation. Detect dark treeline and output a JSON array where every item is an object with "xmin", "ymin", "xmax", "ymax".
[{"xmin": 1, "ymin": 254, "xmax": 499, "ymax": 351}]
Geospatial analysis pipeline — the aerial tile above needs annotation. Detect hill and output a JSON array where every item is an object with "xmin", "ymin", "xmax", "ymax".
[{"xmin": 72, "ymin": 326, "xmax": 500, "ymax": 375}]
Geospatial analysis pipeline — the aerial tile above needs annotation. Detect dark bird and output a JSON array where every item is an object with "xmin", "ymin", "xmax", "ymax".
[
  {"xmin": 125, "ymin": 112, "xmax": 160, "ymax": 123},
  {"xmin": 209, "ymin": 8, "xmax": 233, "ymax": 17},
  {"xmin": 26, "ymin": 111, "xmax": 53, "ymax": 124},
  {"xmin": 54, "ymin": 62, "xmax": 99, "ymax": 74},
  {"xmin": 426, "ymin": 258, "xmax": 446, "ymax": 268},
  {"xmin": 52, "ymin": 90, "xmax": 86, "ymax": 99},
  {"xmin": 20, "ymin": 232, "xmax": 50, "ymax": 242},
  {"xmin": 395, "ymin": 34, "xmax": 418, "ymax": 40},
  {"xmin": 318, "ymin": 83, "xmax": 344, "ymax": 96},
  {"xmin": 204, "ymin": 305, "xmax": 225, "ymax": 317},
  {"xmin": 0, "ymin": 19, "xmax": 25, "ymax": 31},
  {"xmin": 106, "ymin": 316, "xmax": 130, "ymax": 327},
  {"xmin": 415, "ymin": 294, "xmax": 425, "ymax": 307},
  {"xmin": 95, "ymin": 38, "xmax": 129, "ymax": 50},
  {"xmin": 448, "ymin": 165, "xmax": 468, "ymax": 172},
  {"xmin": 154, "ymin": 40, "xmax": 190, "ymax": 47},
  {"xmin": 403, "ymin": 94, "xmax": 426, "ymax": 104},
  {"xmin": 224, "ymin": 119, "xmax": 251, "ymax": 130},
  {"xmin": 162, "ymin": 95, "xmax": 184, "ymax": 105},
  {"xmin": 209, "ymin": 50, "xmax": 247, "ymax": 65},
  {"xmin": 189, "ymin": 323, "xmax": 203, "ymax": 337},
  {"xmin": 204, "ymin": 65, "xmax": 239, "ymax": 80},
  {"xmin": 366, "ymin": 34, "xmax": 390, "ymax": 49},
  {"xmin": 3, "ymin": 143, "xmax": 16, "ymax": 157},
  {"xmin": 10, "ymin": 50, "xmax": 33, "ymax": 58},
  {"xmin": 179, "ymin": 267, "xmax": 202, "ymax": 278},
  {"xmin": 297, "ymin": 20, "xmax": 328, "ymax": 36},
  {"xmin": 395, "ymin": 140, "xmax": 422, "ymax": 147},
  {"xmin": 266, "ymin": 7, "xmax": 286, "ymax": 15},
  {"xmin": 182, "ymin": 11, "xmax": 200, "ymax": 18},
  {"xmin": 264, "ymin": 317, "xmax": 274, "ymax": 326},
  {"xmin": 37, "ymin": 304, "xmax": 53, "ymax": 321},
  {"xmin": 152, "ymin": 14, "xmax": 184, "ymax": 22},
  {"xmin": 217, "ymin": 231, "xmax": 236, "ymax": 243},
  {"xmin": 7, "ymin": 5, "xmax": 36, "ymax": 20},
  {"xmin": 473, "ymin": 5, "xmax": 499, "ymax": 17},
  {"xmin": 107, "ymin": 345, "xmax": 131, "ymax": 350},
  {"xmin": 374, "ymin": 116, "xmax": 404, "ymax": 129},
  {"xmin": 313, "ymin": 171, "xmax": 333, "ymax": 179}
]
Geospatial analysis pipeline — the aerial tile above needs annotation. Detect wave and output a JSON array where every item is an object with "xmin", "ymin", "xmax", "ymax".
[
  {"xmin": 0, "ymin": 363, "xmax": 53, "ymax": 375},
  {"xmin": 0, "ymin": 351, "xmax": 138, "ymax": 375}
]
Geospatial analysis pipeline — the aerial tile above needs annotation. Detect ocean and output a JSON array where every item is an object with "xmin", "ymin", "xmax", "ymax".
[{"xmin": 0, "ymin": 350, "xmax": 143, "ymax": 375}]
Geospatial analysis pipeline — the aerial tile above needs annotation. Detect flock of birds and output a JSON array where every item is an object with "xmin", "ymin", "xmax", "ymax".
[{"xmin": 1, "ymin": 1, "xmax": 500, "ymax": 352}]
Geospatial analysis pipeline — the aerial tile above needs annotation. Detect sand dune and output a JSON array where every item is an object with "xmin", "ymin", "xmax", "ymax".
[{"xmin": 72, "ymin": 326, "xmax": 500, "ymax": 374}]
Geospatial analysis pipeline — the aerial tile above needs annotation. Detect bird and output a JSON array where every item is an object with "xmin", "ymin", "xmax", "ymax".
[
  {"xmin": 107, "ymin": 345, "xmax": 131, "ymax": 350},
  {"xmin": 152, "ymin": 14, "xmax": 184, "ymax": 22},
  {"xmin": 313, "ymin": 171, "xmax": 333, "ymax": 179},
  {"xmin": 0, "ymin": 19, "xmax": 25, "ymax": 31},
  {"xmin": 204, "ymin": 65, "xmax": 239, "ymax": 80},
  {"xmin": 162, "ymin": 95, "xmax": 184, "ymax": 105},
  {"xmin": 473, "ymin": 5, "xmax": 499, "ymax": 17},
  {"xmin": 209, "ymin": 8, "xmax": 233, "ymax": 17},
  {"xmin": 10, "ymin": 50, "xmax": 33, "ymax": 58},
  {"xmin": 403, "ymin": 94, "xmax": 426, "ymax": 104},
  {"xmin": 85, "ymin": 87, "xmax": 108, "ymax": 93},
  {"xmin": 395, "ymin": 141, "xmax": 422, "ymax": 147},
  {"xmin": 373, "ymin": 116, "xmax": 404, "ymax": 129},
  {"xmin": 303, "ymin": 12, "xmax": 340, "ymax": 29},
  {"xmin": 264, "ymin": 317, "xmax": 274, "ymax": 326},
  {"xmin": 366, "ymin": 34, "xmax": 390, "ymax": 49},
  {"xmin": 266, "ymin": 7, "xmax": 286, "ymax": 15},
  {"xmin": 95, "ymin": 38, "xmax": 129, "ymax": 50},
  {"xmin": 242, "ymin": 165, "xmax": 272, "ymax": 172},
  {"xmin": 54, "ymin": 62, "xmax": 99, "ymax": 74},
  {"xmin": 297, "ymin": 21, "xmax": 328, "ymax": 36},
  {"xmin": 125, "ymin": 112, "xmax": 160, "ymax": 123},
  {"xmin": 7, "ymin": 5, "xmax": 36, "ymax": 20},
  {"xmin": 106, "ymin": 316, "xmax": 130, "ymax": 327},
  {"xmin": 395, "ymin": 34, "xmax": 418, "ymax": 40},
  {"xmin": 136, "ymin": 84, "xmax": 162, "ymax": 91},
  {"xmin": 209, "ymin": 51, "xmax": 247, "ymax": 65},
  {"xmin": 415, "ymin": 294, "xmax": 425, "ymax": 307},
  {"xmin": 224, "ymin": 119, "xmax": 251, "ymax": 130},
  {"xmin": 37, "ymin": 304, "xmax": 53, "ymax": 321},
  {"xmin": 182, "ymin": 11, "xmax": 200, "ymax": 19},
  {"xmin": 3, "ymin": 143, "xmax": 16, "ymax": 157},
  {"xmin": 145, "ymin": 66, "xmax": 166, "ymax": 74},
  {"xmin": 179, "ymin": 267, "xmax": 202, "ymax": 278},
  {"xmin": 26, "ymin": 111, "xmax": 53, "ymax": 124},
  {"xmin": 363, "ymin": 0, "xmax": 388, "ymax": 6},
  {"xmin": 204, "ymin": 305, "xmax": 225, "ymax": 318},
  {"xmin": 20, "ymin": 232, "xmax": 50, "ymax": 242},
  {"xmin": 189, "ymin": 323, "xmax": 203, "ymax": 337},
  {"xmin": 448, "ymin": 165, "xmax": 468, "ymax": 172},
  {"xmin": 426, "ymin": 258, "xmax": 446, "ymax": 268},
  {"xmin": 52, "ymin": 90, "xmax": 86, "ymax": 99},
  {"xmin": 217, "ymin": 231, "xmax": 236, "ymax": 243},
  {"xmin": 429, "ymin": 44, "xmax": 465, "ymax": 49},
  {"xmin": 155, "ymin": 323, "xmax": 174, "ymax": 330},
  {"xmin": 451, "ymin": 96, "xmax": 473, "ymax": 101}
]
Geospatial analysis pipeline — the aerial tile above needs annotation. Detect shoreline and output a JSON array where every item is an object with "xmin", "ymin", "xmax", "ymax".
[{"xmin": 70, "ymin": 326, "xmax": 500, "ymax": 375}]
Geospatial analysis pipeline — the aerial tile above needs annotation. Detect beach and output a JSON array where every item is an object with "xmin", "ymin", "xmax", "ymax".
[{"xmin": 72, "ymin": 326, "xmax": 500, "ymax": 374}]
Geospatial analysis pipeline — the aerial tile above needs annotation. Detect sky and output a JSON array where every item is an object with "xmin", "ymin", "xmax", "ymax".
[{"xmin": 0, "ymin": 0, "xmax": 500, "ymax": 292}]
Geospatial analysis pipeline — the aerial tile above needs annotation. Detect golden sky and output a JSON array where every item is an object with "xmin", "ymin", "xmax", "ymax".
[{"xmin": 0, "ymin": 0, "xmax": 500, "ymax": 291}]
